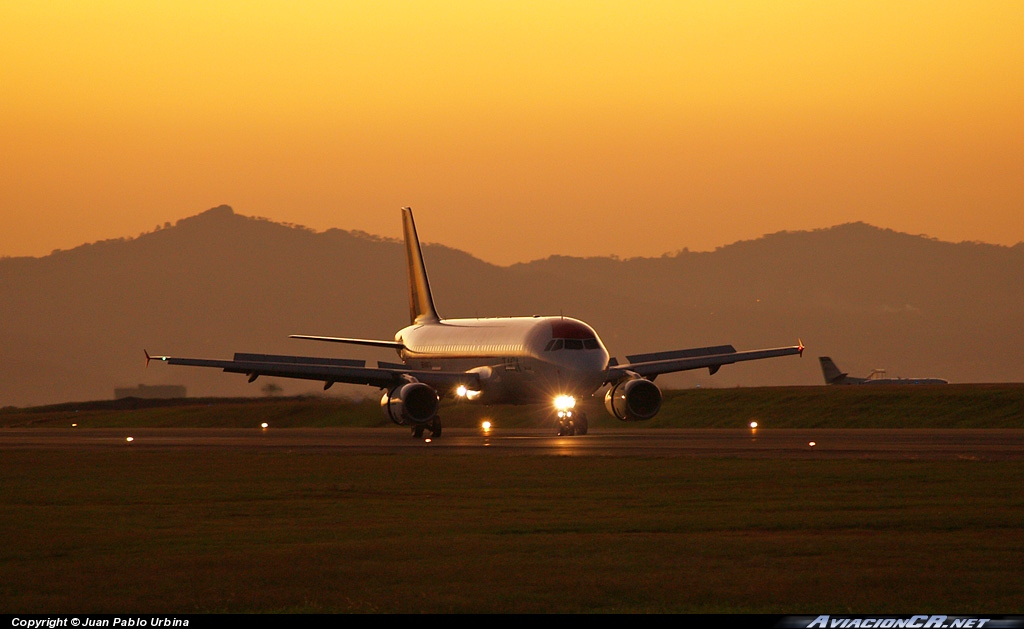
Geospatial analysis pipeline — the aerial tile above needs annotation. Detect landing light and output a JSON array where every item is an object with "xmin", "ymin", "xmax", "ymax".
[
  {"xmin": 750, "ymin": 421, "xmax": 758, "ymax": 429},
  {"xmin": 456, "ymin": 386, "xmax": 481, "ymax": 400},
  {"xmin": 481, "ymin": 421, "xmax": 492, "ymax": 432},
  {"xmin": 554, "ymin": 395, "xmax": 576, "ymax": 411}
]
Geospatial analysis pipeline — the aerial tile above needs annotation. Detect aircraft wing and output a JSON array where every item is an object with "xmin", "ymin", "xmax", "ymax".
[
  {"xmin": 606, "ymin": 341, "xmax": 803, "ymax": 381},
  {"xmin": 146, "ymin": 351, "xmax": 480, "ymax": 392}
]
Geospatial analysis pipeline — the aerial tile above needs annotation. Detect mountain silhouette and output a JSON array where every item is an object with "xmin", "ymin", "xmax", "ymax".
[{"xmin": 1, "ymin": 206, "xmax": 1021, "ymax": 407}]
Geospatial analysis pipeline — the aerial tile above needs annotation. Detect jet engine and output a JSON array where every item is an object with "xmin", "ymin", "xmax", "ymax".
[
  {"xmin": 381, "ymin": 381, "xmax": 439, "ymax": 426},
  {"xmin": 604, "ymin": 375, "xmax": 662, "ymax": 421}
]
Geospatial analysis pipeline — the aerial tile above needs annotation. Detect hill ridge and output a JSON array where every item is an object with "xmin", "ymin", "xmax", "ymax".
[{"xmin": 1, "ymin": 206, "xmax": 1020, "ymax": 406}]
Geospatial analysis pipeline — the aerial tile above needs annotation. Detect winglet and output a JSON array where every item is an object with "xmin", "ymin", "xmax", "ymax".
[
  {"xmin": 402, "ymin": 207, "xmax": 440, "ymax": 324},
  {"xmin": 144, "ymin": 350, "xmax": 169, "ymax": 366},
  {"xmin": 798, "ymin": 339, "xmax": 805, "ymax": 357}
]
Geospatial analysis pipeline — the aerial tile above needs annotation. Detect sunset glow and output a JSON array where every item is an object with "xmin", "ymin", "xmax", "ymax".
[{"xmin": 2, "ymin": 1, "xmax": 1022, "ymax": 263}]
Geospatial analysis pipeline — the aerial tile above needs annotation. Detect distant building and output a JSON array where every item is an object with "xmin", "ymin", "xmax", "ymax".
[{"xmin": 114, "ymin": 384, "xmax": 187, "ymax": 399}]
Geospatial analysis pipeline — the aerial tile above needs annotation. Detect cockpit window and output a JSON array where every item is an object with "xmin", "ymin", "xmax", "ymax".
[{"xmin": 545, "ymin": 321, "xmax": 600, "ymax": 351}]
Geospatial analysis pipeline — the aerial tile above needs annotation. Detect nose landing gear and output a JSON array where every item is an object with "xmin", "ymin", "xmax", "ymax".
[{"xmin": 556, "ymin": 410, "xmax": 588, "ymax": 436}]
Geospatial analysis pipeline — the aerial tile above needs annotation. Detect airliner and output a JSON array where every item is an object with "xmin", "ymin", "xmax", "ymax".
[
  {"xmin": 819, "ymin": 356, "xmax": 947, "ymax": 385},
  {"xmin": 148, "ymin": 208, "xmax": 804, "ymax": 437}
]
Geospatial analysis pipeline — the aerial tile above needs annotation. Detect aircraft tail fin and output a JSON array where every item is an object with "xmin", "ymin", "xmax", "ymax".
[
  {"xmin": 818, "ymin": 356, "xmax": 848, "ymax": 384},
  {"xmin": 402, "ymin": 207, "xmax": 440, "ymax": 324}
]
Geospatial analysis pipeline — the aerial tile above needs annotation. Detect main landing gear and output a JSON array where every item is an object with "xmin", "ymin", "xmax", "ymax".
[
  {"xmin": 556, "ymin": 411, "xmax": 588, "ymax": 437},
  {"xmin": 412, "ymin": 417, "xmax": 442, "ymax": 439}
]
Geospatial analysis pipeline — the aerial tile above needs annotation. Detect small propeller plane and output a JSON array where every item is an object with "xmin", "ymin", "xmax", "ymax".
[{"xmin": 148, "ymin": 208, "xmax": 803, "ymax": 437}]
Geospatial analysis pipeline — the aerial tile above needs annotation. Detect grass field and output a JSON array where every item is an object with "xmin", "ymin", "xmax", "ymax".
[
  {"xmin": 3, "ymin": 383, "xmax": 1022, "ymax": 429},
  {"xmin": 2, "ymin": 451, "xmax": 1022, "ymax": 613},
  {"xmin": 1, "ymin": 385, "xmax": 1022, "ymax": 613}
]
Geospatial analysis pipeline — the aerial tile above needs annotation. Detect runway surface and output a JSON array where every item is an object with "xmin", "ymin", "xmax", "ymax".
[{"xmin": 2, "ymin": 427, "xmax": 1024, "ymax": 459}]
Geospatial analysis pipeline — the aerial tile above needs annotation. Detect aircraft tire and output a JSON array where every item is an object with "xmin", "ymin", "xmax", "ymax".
[
  {"xmin": 412, "ymin": 425, "xmax": 424, "ymax": 438},
  {"xmin": 429, "ymin": 418, "xmax": 442, "ymax": 438},
  {"xmin": 576, "ymin": 413, "xmax": 588, "ymax": 435}
]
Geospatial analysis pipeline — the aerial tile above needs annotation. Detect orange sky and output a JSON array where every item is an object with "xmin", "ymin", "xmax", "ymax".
[{"xmin": 2, "ymin": 1, "xmax": 1022, "ymax": 265}]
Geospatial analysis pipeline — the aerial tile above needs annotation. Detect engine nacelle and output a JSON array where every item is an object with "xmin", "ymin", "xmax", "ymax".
[
  {"xmin": 604, "ymin": 376, "xmax": 662, "ymax": 421},
  {"xmin": 381, "ymin": 382, "xmax": 439, "ymax": 426}
]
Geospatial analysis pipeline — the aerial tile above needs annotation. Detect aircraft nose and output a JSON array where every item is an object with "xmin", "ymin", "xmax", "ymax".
[{"xmin": 552, "ymin": 345, "xmax": 609, "ymax": 374}]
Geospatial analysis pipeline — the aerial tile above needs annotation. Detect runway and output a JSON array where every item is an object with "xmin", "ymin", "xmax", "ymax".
[{"xmin": 2, "ymin": 427, "xmax": 1023, "ymax": 459}]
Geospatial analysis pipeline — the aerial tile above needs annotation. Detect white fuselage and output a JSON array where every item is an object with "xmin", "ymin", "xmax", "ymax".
[{"xmin": 395, "ymin": 316, "xmax": 610, "ymax": 404}]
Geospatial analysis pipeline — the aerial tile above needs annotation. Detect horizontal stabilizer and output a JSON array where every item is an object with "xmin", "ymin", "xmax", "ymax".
[{"xmin": 289, "ymin": 334, "xmax": 405, "ymax": 350}]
